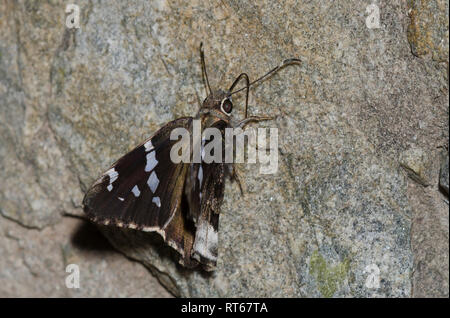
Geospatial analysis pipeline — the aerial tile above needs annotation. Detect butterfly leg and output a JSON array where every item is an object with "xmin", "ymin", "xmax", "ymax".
[
  {"xmin": 234, "ymin": 115, "xmax": 274, "ymax": 129},
  {"xmin": 228, "ymin": 164, "xmax": 246, "ymax": 196},
  {"xmin": 228, "ymin": 116, "xmax": 275, "ymax": 194},
  {"xmin": 254, "ymin": 144, "xmax": 275, "ymax": 152},
  {"xmin": 233, "ymin": 116, "xmax": 275, "ymax": 151}
]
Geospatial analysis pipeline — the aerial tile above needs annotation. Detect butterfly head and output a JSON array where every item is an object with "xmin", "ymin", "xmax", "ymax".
[{"xmin": 202, "ymin": 89, "xmax": 233, "ymax": 117}]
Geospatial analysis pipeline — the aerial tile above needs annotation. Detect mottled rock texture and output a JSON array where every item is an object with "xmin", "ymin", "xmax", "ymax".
[
  {"xmin": 0, "ymin": 0, "xmax": 448, "ymax": 297},
  {"xmin": 439, "ymin": 151, "xmax": 449, "ymax": 195},
  {"xmin": 0, "ymin": 216, "xmax": 172, "ymax": 297}
]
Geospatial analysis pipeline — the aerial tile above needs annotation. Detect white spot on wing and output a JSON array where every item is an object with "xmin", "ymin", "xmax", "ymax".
[
  {"xmin": 105, "ymin": 168, "xmax": 118, "ymax": 191},
  {"xmin": 198, "ymin": 165, "xmax": 203, "ymax": 186},
  {"xmin": 152, "ymin": 196, "xmax": 161, "ymax": 208},
  {"xmin": 144, "ymin": 140, "xmax": 154, "ymax": 152},
  {"xmin": 201, "ymin": 137, "xmax": 206, "ymax": 160},
  {"xmin": 147, "ymin": 171, "xmax": 159, "ymax": 193},
  {"xmin": 145, "ymin": 150, "xmax": 158, "ymax": 172},
  {"xmin": 118, "ymin": 197, "xmax": 124, "ymax": 201},
  {"xmin": 200, "ymin": 136, "xmax": 206, "ymax": 160},
  {"xmin": 193, "ymin": 221, "xmax": 218, "ymax": 262},
  {"xmin": 106, "ymin": 168, "xmax": 118, "ymax": 183},
  {"xmin": 131, "ymin": 185, "xmax": 140, "ymax": 197}
]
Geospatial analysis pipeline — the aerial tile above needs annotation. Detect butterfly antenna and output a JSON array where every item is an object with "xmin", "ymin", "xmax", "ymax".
[
  {"xmin": 200, "ymin": 42, "xmax": 212, "ymax": 95},
  {"xmin": 229, "ymin": 73, "xmax": 250, "ymax": 118},
  {"xmin": 230, "ymin": 58, "xmax": 301, "ymax": 95}
]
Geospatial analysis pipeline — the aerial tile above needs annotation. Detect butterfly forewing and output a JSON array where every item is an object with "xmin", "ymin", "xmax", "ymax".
[{"xmin": 83, "ymin": 117, "xmax": 197, "ymax": 260}]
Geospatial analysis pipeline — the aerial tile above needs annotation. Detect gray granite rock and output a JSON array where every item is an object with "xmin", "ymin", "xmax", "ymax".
[
  {"xmin": 407, "ymin": 0, "xmax": 449, "ymax": 61},
  {"xmin": 399, "ymin": 148, "xmax": 432, "ymax": 186},
  {"xmin": 0, "ymin": 0, "xmax": 448, "ymax": 297},
  {"xmin": 439, "ymin": 151, "xmax": 449, "ymax": 195},
  {"xmin": 0, "ymin": 216, "xmax": 172, "ymax": 297}
]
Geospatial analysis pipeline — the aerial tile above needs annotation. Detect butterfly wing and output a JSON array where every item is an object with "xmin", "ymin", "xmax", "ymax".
[
  {"xmin": 185, "ymin": 121, "xmax": 228, "ymax": 270},
  {"xmin": 83, "ymin": 117, "xmax": 197, "ymax": 266},
  {"xmin": 191, "ymin": 161, "xmax": 225, "ymax": 269}
]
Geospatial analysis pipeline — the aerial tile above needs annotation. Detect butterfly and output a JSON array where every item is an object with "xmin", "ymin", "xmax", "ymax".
[{"xmin": 82, "ymin": 43, "xmax": 300, "ymax": 271}]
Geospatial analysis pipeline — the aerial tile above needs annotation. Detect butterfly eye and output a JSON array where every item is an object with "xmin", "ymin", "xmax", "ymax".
[{"xmin": 220, "ymin": 99, "xmax": 233, "ymax": 115}]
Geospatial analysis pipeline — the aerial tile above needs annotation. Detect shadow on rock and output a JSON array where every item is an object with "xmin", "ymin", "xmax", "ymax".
[{"xmin": 70, "ymin": 220, "xmax": 117, "ymax": 254}]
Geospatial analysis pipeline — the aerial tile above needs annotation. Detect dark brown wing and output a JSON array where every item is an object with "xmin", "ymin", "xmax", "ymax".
[
  {"xmin": 191, "ymin": 161, "xmax": 224, "ymax": 270},
  {"xmin": 83, "ymin": 117, "xmax": 197, "ymax": 265},
  {"xmin": 185, "ymin": 120, "xmax": 227, "ymax": 270}
]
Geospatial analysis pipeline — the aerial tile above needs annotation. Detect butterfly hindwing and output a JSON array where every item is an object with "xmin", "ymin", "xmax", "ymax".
[
  {"xmin": 185, "ymin": 120, "xmax": 228, "ymax": 269},
  {"xmin": 190, "ymin": 161, "xmax": 224, "ymax": 269}
]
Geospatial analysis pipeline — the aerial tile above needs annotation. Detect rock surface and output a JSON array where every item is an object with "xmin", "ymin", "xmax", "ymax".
[
  {"xmin": 439, "ymin": 151, "xmax": 449, "ymax": 195},
  {"xmin": 0, "ymin": 0, "xmax": 448, "ymax": 297},
  {"xmin": 0, "ymin": 216, "xmax": 172, "ymax": 297}
]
